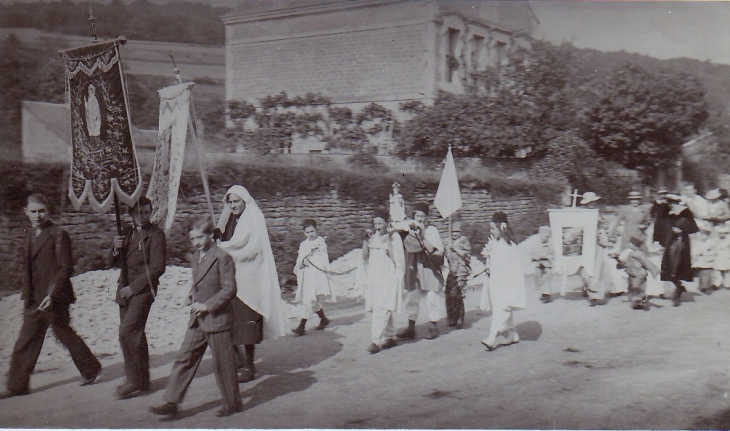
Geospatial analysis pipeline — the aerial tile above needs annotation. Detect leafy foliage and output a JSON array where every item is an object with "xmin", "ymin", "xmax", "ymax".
[
  {"xmin": 226, "ymin": 92, "xmax": 393, "ymax": 157},
  {"xmin": 581, "ymin": 64, "xmax": 708, "ymax": 177},
  {"xmin": 398, "ymin": 41, "xmax": 576, "ymax": 158}
]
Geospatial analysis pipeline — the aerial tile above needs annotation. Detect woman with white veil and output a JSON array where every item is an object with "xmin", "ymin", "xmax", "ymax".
[{"xmin": 216, "ymin": 185, "xmax": 286, "ymax": 382}]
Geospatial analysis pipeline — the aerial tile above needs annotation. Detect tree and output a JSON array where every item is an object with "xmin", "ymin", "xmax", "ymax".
[
  {"xmin": 581, "ymin": 63, "xmax": 708, "ymax": 180},
  {"xmin": 398, "ymin": 40, "xmax": 576, "ymax": 158}
]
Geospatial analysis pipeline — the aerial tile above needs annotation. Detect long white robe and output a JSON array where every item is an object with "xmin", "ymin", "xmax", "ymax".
[
  {"xmin": 217, "ymin": 185, "xmax": 286, "ymax": 340},
  {"xmin": 294, "ymin": 236, "xmax": 334, "ymax": 304},
  {"xmin": 480, "ymin": 238, "xmax": 526, "ymax": 312},
  {"xmin": 357, "ymin": 231, "xmax": 405, "ymax": 313}
]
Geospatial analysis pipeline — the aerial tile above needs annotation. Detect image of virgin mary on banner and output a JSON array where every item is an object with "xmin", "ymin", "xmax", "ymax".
[
  {"xmin": 147, "ymin": 82, "xmax": 194, "ymax": 236},
  {"xmin": 60, "ymin": 38, "xmax": 142, "ymax": 212}
]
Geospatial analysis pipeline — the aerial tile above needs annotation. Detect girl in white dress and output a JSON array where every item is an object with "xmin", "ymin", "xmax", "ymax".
[
  {"xmin": 480, "ymin": 212, "xmax": 526, "ymax": 351},
  {"xmin": 357, "ymin": 208, "xmax": 406, "ymax": 354},
  {"xmin": 292, "ymin": 219, "xmax": 335, "ymax": 336}
]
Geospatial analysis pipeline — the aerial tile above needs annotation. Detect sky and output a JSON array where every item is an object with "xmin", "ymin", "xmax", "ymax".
[{"xmin": 530, "ymin": 1, "xmax": 730, "ymax": 65}]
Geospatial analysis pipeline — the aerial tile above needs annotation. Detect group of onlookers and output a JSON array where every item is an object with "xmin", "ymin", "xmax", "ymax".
[{"xmin": 531, "ymin": 184, "xmax": 730, "ymax": 310}]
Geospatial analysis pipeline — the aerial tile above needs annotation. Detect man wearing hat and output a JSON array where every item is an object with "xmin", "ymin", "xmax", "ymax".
[
  {"xmin": 397, "ymin": 202, "xmax": 448, "ymax": 340},
  {"xmin": 609, "ymin": 190, "xmax": 650, "ymax": 250},
  {"xmin": 651, "ymin": 188, "xmax": 672, "ymax": 248}
]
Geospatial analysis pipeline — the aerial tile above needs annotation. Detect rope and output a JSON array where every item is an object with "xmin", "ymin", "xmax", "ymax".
[{"xmin": 305, "ymin": 260, "xmax": 358, "ymax": 276}]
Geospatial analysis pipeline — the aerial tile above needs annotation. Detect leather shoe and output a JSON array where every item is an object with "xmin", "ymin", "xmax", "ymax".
[
  {"xmin": 80, "ymin": 370, "xmax": 101, "ymax": 386},
  {"xmin": 150, "ymin": 402, "xmax": 178, "ymax": 417},
  {"xmin": 366, "ymin": 343, "xmax": 381, "ymax": 354},
  {"xmin": 216, "ymin": 404, "xmax": 242, "ymax": 417},
  {"xmin": 117, "ymin": 384, "xmax": 149, "ymax": 400},
  {"xmin": 425, "ymin": 326, "xmax": 439, "ymax": 340}
]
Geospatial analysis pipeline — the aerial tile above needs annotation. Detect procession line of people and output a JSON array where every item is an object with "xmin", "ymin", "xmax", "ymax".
[{"xmin": 6, "ymin": 181, "xmax": 725, "ymax": 417}]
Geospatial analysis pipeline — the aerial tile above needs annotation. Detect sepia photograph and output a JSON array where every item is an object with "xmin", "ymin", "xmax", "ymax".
[{"xmin": 0, "ymin": 0, "xmax": 730, "ymax": 429}]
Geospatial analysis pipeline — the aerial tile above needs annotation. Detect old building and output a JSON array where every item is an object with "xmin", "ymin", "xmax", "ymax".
[{"xmin": 222, "ymin": 0, "xmax": 538, "ymax": 153}]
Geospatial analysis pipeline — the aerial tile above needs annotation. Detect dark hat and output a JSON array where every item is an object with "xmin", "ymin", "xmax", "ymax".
[
  {"xmin": 412, "ymin": 202, "xmax": 430, "ymax": 216},
  {"xmin": 492, "ymin": 211, "xmax": 509, "ymax": 225},
  {"xmin": 665, "ymin": 193, "xmax": 683, "ymax": 203},
  {"xmin": 302, "ymin": 219, "xmax": 317, "ymax": 229},
  {"xmin": 373, "ymin": 208, "xmax": 389, "ymax": 221}
]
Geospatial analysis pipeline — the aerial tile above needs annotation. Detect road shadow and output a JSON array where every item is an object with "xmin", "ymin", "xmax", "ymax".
[
  {"xmin": 31, "ymin": 350, "xmax": 179, "ymax": 394},
  {"xmin": 241, "ymin": 370, "xmax": 316, "ymax": 411},
  {"xmin": 516, "ymin": 320, "xmax": 542, "ymax": 341}
]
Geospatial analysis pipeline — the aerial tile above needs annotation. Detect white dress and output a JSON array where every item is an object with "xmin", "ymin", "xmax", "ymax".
[
  {"xmin": 480, "ymin": 238, "xmax": 526, "ymax": 312},
  {"xmin": 294, "ymin": 236, "xmax": 335, "ymax": 304},
  {"xmin": 358, "ymin": 231, "xmax": 405, "ymax": 313}
]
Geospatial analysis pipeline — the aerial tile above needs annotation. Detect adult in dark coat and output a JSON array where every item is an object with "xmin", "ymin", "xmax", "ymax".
[
  {"xmin": 650, "ymin": 188, "xmax": 673, "ymax": 248},
  {"xmin": 150, "ymin": 219, "xmax": 241, "ymax": 419},
  {"xmin": 660, "ymin": 194, "xmax": 699, "ymax": 307},
  {"xmin": 112, "ymin": 196, "xmax": 167, "ymax": 399},
  {"xmin": 1, "ymin": 194, "xmax": 101, "ymax": 399}
]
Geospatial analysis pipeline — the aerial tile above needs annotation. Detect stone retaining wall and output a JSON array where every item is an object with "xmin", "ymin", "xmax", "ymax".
[{"xmin": 0, "ymin": 187, "xmax": 552, "ymax": 294}]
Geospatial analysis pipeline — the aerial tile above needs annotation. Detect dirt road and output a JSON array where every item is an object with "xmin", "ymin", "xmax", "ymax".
[{"xmin": 2, "ymin": 281, "xmax": 730, "ymax": 429}]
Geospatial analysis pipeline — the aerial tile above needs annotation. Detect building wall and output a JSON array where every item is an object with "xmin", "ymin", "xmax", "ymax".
[{"xmin": 225, "ymin": 2, "xmax": 432, "ymax": 108}]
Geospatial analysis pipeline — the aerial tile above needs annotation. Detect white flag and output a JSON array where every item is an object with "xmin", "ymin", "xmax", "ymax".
[
  {"xmin": 148, "ymin": 82, "xmax": 194, "ymax": 236},
  {"xmin": 434, "ymin": 147, "xmax": 462, "ymax": 218}
]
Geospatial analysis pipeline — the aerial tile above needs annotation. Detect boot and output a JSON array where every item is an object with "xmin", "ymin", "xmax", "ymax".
[
  {"xmin": 397, "ymin": 319, "xmax": 416, "ymax": 339},
  {"xmin": 315, "ymin": 309, "xmax": 330, "ymax": 330},
  {"xmin": 292, "ymin": 319, "xmax": 306, "ymax": 336}
]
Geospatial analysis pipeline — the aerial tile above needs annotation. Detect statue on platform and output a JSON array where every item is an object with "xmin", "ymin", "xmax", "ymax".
[{"xmin": 389, "ymin": 181, "xmax": 406, "ymax": 223}]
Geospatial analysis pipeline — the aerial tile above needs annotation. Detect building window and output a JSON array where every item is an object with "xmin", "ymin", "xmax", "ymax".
[{"xmin": 446, "ymin": 28, "xmax": 460, "ymax": 83}]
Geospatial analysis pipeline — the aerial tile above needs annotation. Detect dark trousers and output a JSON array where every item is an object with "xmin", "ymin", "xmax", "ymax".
[
  {"xmin": 8, "ymin": 305, "xmax": 100, "ymax": 393},
  {"xmin": 163, "ymin": 327, "xmax": 240, "ymax": 410},
  {"xmin": 119, "ymin": 292, "xmax": 154, "ymax": 389}
]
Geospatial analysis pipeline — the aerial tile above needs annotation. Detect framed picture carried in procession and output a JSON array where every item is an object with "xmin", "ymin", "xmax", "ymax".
[{"xmin": 547, "ymin": 208, "xmax": 599, "ymax": 284}]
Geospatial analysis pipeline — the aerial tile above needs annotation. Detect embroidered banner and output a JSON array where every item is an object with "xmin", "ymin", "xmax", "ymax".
[
  {"xmin": 60, "ymin": 39, "xmax": 142, "ymax": 213},
  {"xmin": 148, "ymin": 82, "xmax": 194, "ymax": 236}
]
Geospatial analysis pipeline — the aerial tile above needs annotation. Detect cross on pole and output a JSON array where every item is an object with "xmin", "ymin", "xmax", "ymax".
[
  {"xmin": 87, "ymin": 2, "xmax": 98, "ymax": 43},
  {"xmin": 570, "ymin": 189, "xmax": 582, "ymax": 207}
]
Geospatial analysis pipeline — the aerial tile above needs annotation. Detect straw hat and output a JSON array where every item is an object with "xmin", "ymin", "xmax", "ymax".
[
  {"xmin": 705, "ymin": 189, "xmax": 722, "ymax": 200},
  {"xmin": 580, "ymin": 192, "xmax": 600, "ymax": 205}
]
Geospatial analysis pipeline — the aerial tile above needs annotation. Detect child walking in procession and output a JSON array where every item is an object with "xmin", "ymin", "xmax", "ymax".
[
  {"xmin": 479, "ymin": 212, "xmax": 526, "ymax": 351},
  {"xmin": 357, "ymin": 209, "xmax": 406, "ymax": 354},
  {"xmin": 292, "ymin": 219, "xmax": 334, "ymax": 336},
  {"xmin": 618, "ymin": 234, "xmax": 659, "ymax": 310},
  {"xmin": 445, "ymin": 221, "xmax": 471, "ymax": 328},
  {"xmin": 532, "ymin": 226, "xmax": 555, "ymax": 303}
]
